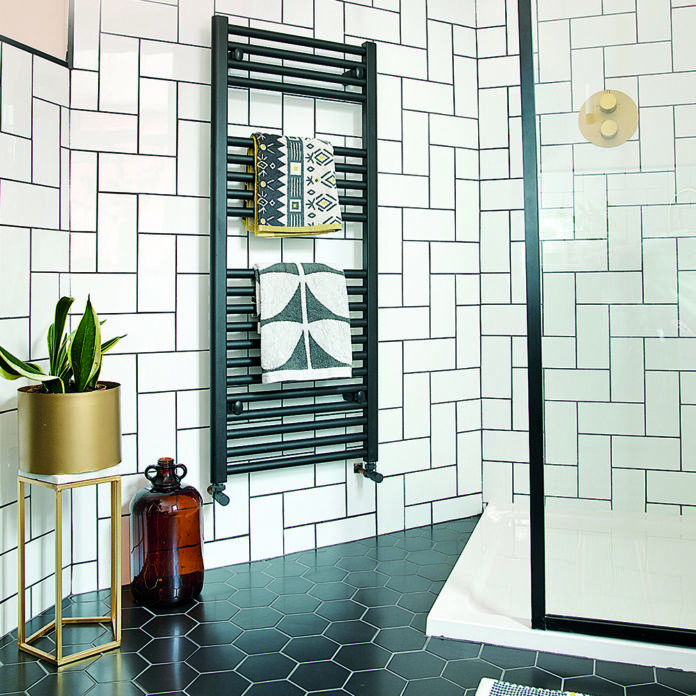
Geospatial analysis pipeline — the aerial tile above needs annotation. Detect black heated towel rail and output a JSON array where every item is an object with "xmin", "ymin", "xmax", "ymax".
[{"xmin": 209, "ymin": 17, "xmax": 380, "ymax": 504}]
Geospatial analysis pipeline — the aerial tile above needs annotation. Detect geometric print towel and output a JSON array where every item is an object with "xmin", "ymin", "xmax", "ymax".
[
  {"xmin": 254, "ymin": 262, "xmax": 352, "ymax": 383},
  {"xmin": 246, "ymin": 133, "xmax": 342, "ymax": 237},
  {"xmin": 476, "ymin": 679, "xmax": 591, "ymax": 696}
]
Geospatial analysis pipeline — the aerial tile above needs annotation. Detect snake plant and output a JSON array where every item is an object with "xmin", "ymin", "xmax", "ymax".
[{"xmin": 0, "ymin": 296, "xmax": 125, "ymax": 393}]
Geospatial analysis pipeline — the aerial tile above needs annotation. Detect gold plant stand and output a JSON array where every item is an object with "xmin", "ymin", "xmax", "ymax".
[{"xmin": 17, "ymin": 471, "xmax": 122, "ymax": 666}]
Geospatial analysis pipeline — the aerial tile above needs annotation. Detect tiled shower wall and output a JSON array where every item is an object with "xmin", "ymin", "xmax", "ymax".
[{"xmin": 0, "ymin": 0, "xmax": 488, "ymax": 636}]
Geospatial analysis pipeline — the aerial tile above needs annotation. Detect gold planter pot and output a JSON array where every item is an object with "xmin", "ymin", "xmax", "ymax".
[{"xmin": 17, "ymin": 381, "xmax": 121, "ymax": 476}]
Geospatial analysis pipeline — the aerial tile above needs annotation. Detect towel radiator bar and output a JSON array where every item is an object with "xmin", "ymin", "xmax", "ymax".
[{"xmin": 209, "ymin": 17, "xmax": 380, "ymax": 504}]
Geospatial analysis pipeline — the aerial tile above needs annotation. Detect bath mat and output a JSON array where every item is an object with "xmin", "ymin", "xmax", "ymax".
[
  {"xmin": 254, "ymin": 262, "xmax": 352, "ymax": 383},
  {"xmin": 476, "ymin": 679, "xmax": 592, "ymax": 696},
  {"xmin": 246, "ymin": 132, "xmax": 342, "ymax": 236}
]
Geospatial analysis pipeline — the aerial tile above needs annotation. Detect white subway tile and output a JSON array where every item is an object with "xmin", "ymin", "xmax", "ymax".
[
  {"xmin": 571, "ymin": 47, "xmax": 604, "ymax": 112},
  {"xmin": 538, "ymin": 20, "xmax": 571, "ymax": 83},
  {"xmin": 0, "ymin": 227, "xmax": 29, "ymax": 318},
  {"xmin": 0, "ymin": 181, "xmax": 59, "ymax": 229},
  {"xmin": 178, "ymin": 121, "xmax": 210, "ymax": 197},
  {"xmin": 402, "ymin": 79, "xmax": 453, "ymax": 115},
  {"xmin": 405, "ymin": 466, "xmax": 456, "ymax": 505},
  {"xmin": 610, "ymin": 305, "xmax": 678, "ymax": 337},
  {"xmin": 545, "ymin": 401, "xmax": 577, "ymax": 466},
  {"xmin": 139, "ymin": 194, "xmax": 208, "ymax": 235},
  {"xmin": 433, "ymin": 494, "xmax": 482, "ymax": 523},
  {"xmin": 403, "ymin": 373, "xmax": 430, "ymax": 439},
  {"xmin": 578, "ymin": 402, "xmax": 644, "ymax": 436},
  {"xmin": 140, "ymin": 40, "xmax": 210, "ymax": 84},
  {"xmin": 100, "ymin": 154, "xmax": 176, "ymax": 195},
  {"xmin": 379, "ymin": 438, "xmax": 430, "ymax": 476},
  {"xmin": 71, "ymin": 110, "xmax": 138, "ymax": 153},
  {"xmin": 571, "ymin": 13, "xmax": 636, "ymax": 49},
  {"xmin": 427, "ymin": 20, "xmax": 453, "ymax": 83},
  {"xmin": 378, "ymin": 341, "xmax": 403, "ymax": 409},
  {"xmin": 646, "ymin": 338, "xmax": 696, "ymax": 371},
  {"xmin": 478, "ymin": 57, "xmax": 519, "ymax": 89},
  {"xmin": 682, "ymin": 405, "xmax": 696, "ymax": 471},
  {"xmin": 456, "ymin": 306, "xmax": 480, "ymax": 368},
  {"xmin": 203, "ymin": 537, "xmax": 249, "ymax": 568},
  {"xmin": 480, "ymin": 179, "xmax": 523, "ymax": 211},
  {"xmin": 316, "ymin": 513, "xmax": 375, "ymax": 548},
  {"xmin": 454, "ymin": 58, "xmax": 478, "ymax": 118},
  {"xmin": 640, "ymin": 72, "xmax": 696, "ymax": 107},
  {"xmin": 614, "ymin": 436, "xmax": 680, "ymax": 471},
  {"xmin": 480, "ymin": 211, "xmax": 510, "ymax": 273},
  {"xmin": 177, "ymin": 274, "xmax": 208, "ymax": 351},
  {"xmin": 482, "ymin": 399, "xmax": 511, "ymax": 431},
  {"xmin": 177, "ymin": 235, "xmax": 209, "ymax": 274},
  {"xmin": 479, "ymin": 149, "xmax": 509, "ymax": 180},
  {"xmin": 676, "ymin": 138, "xmax": 696, "ymax": 193},
  {"xmin": 0, "ymin": 133, "xmax": 31, "ymax": 181},
  {"xmin": 455, "ymin": 180, "xmax": 480, "ymax": 241},
  {"xmin": 97, "ymin": 193, "xmax": 137, "ymax": 273},
  {"xmin": 179, "ymin": 0, "xmax": 214, "ymax": 46},
  {"xmin": 377, "ymin": 475, "xmax": 404, "ymax": 534},
  {"xmin": 479, "ymin": 88, "xmax": 509, "ymax": 148},
  {"xmin": 431, "ymin": 242, "xmax": 478, "ymax": 273},
  {"xmin": 72, "ymin": 0, "xmax": 100, "ymax": 70},
  {"xmin": 646, "ymin": 371, "xmax": 680, "ymax": 437},
  {"xmin": 481, "ymin": 335, "xmax": 510, "ymax": 398},
  {"xmin": 427, "ymin": 0, "xmax": 474, "ymax": 25},
  {"xmin": 573, "ymin": 174, "xmax": 606, "ymax": 239},
  {"xmin": 429, "ymin": 146, "xmax": 455, "ymax": 209},
  {"xmin": 403, "ymin": 209, "xmax": 455, "ymax": 241},
  {"xmin": 404, "ymin": 339, "xmax": 456, "ymax": 373},
  {"xmin": 137, "ymin": 392, "xmax": 176, "ymax": 471},
  {"xmin": 250, "ymin": 494, "xmax": 283, "ymax": 561},
  {"xmin": 137, "ymin": 351, "xmax": 208, "ymax": 393},
  {"xmin": 402, "ymin": 111, "xmax": 429, "ymax": 175},
  {"xmin": 345, "ymin": 4, "xmax": 399, "ymax": 42},
  {"xmin": 70, "ymin": 273, "xmax": 136, "ymax": 315},
  {"xmin": 577, "ymin": 306, "xmax": 609, "ymax": 369},
  {"xmin": 605, "ymin": 42, "xmax": 671, "ymax": 79},
  {"xmin": 379, "ymin": 174, "xmax": 428, "ymax": 208},
  {"xmin": 33, "ymin": 57, "xmax": 68, "ymax": 106},
  {"xmin": 453, "ymin": 26, "xmax": 477, "ymax": 57},
  {"xmin": 545, "ymin": 464, "xmax": 578, "ymax": 498},
  {"xmin": 675, "ymin": 105, "xmax": 696, "ymax": 139},
  {"xmin": 29, "ymin": 273, "xmax": 59, "ymax": 358},
  {"xmin": 542, "ymin": 240, "xmax": 607, "ymax": 272},
  {"xmin": 545, "ymin": 369, "xmax": 610, "ymax": 402},
  {"xmin": 315, "ymin": 0, "xmax": 344, "ymax": 43},
  {"xmin": 477, "ymin": 27, "xmax": 507, "ymax": 58},
  {"xmin": 679, "ymin": 271, "xmax": 696, "ymax": 337},
  {"xmin": 637, "ymin": 0, "xmax": 671, "ymax": 42},
  {"xmin": 378, "ymin": 140, "xmax": 402, "ymax": 174},
  {"xmin": 70, "ymin": 232, "xmax": 97, "ymax": 272},
  {"xmin": 431, "ymin": 275, "xmax": 456, "ymax": 338},
  {"xmin": 379, "ymin": 307, "xmax": 430, "ymax": 341},
  {"xmin": 578, "ymin": 435, "xmax": 610, "ymax": 500},
  {"xmin": 102, "ymin": 0, "xmax": 177, "ymax": 41},
  {"xmin": 70, "ymin": 70, "xmax": 98, "ymax": 110},
  {"xmin": 1, "ymin": 46, "xmax": 32, "ymax": 138},
  {"xmin": 377, "ymin": 43, "xmax": 426, "ymax": 79},
  {"xmin": 432, "ymin": 368, "xmax": 480, "ymax": 402},
  {"xmin": 70, "ymin": 151, "xmax": 97, "ymax": 231},
  {"xmin": 284, "ymin": 484, "xmax": 346, "ymax": 528},
  {"xmin": 139, "ymin": 79, "xmax": 177, "ymax": 156},
  {"xmin": 179, "ymin": 83, "xmax": 210, "ymax": 122},
  {"xmin": 32, "ymin": 229, "xmax": 69, "ymax": 273},
  {"xmin": 402, "ymin": 242, "xmax": 429, "ymax": 306},
  {"xmin": 99, "ymin": 34, "xmax": 139, "ymax": 114},
  {"xmin": 643, "ymin": 237, "xmax": 677, "ymax": 304},
  {"xmin": 431, "ymin": 402, "xmax": 456, "ymax": 467},
  {"xmin": 482, "ymin": 429, "xmax": 529, "ymax": 463},
  {"xmin": 138, "ymin": 234, "xmax": 175, "ymax": 312},
  {"xmin": 542, "ymin": 337, "xmax": 576, "ymax": 368},
  {"xmin": 481, "ymin": 305, "xmax": 526, "ymax": 336},
  {"xmin": 476, "ymin": 0, "xmax": 505, "ymax": 26},
  {"xmin": 284, "ymin": 525, "xmax": 315, "ymax": 555},
  {"xmin": 535, "ymin": 82, "xmax": 572, "ymax": 116},
  {"xmin": 647, "ymin": 471, "xmax": 696, "ymax": 507},
  {"xmin": 0, "ymin": 412, "xmax": 19, "ymax": 507}
]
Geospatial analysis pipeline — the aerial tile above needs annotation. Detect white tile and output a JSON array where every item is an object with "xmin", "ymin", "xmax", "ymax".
[
  {"xmin": 578, "ymin": 402, "xmax": 644, "ymax": 436},
  {"xmin": 483, "ymin": 399, "xmax": 511, "ymax": 431},
  {"xmin": 71, "ymin": 485, "xmax": 97, "ymax": 563},
  {"xmin": 97, "ymin": 193, "xmax": 137, "ymax": 272},
  {"xmin": 613, "ymin": 436, "xmax": 680, "ymax": 472},
  {"xmin": 378, "ymin": 341, "xmax": 402, "ymax": 409},
  {"xmin": 610, "ymin": 337, "xmax": 644, "ymax": 403},
  {"xmin": 545, "ymin": 464, "xmax": 577, "ymax": 498},
  {"xmin": 430, "ymin": 115, "xmax": 477, "ymax": 149},
  {"xmin": 607, "ymin": 208, "xmax": 642, "ymax": 271},
  {"xmin": 543, "ymin": 240, "xmax": 607, "ymax": 272},
  {"xmin": 682, "ymin": 405, "xmax": 696, "ymax": 471},
  {"xmin": 571, "ymin": 47, "xmax": 604, "ymax": 112},
  {"xmin": 402, "ymin": 111, "xmax": 429, "ymax": 175},
  {"xmin": 378, "ymin": 44, "xmax": 427, "ymax": 80},
  {"xmin": 427, "ymin": 20, "xmax": 453, "ymax": 83},
  {"xmin": 71, "ymin": 110, "xmax": 138, "ymax": 153},
  {"xmin": 542, "ymin": 336, "xmax": 576, "ymax": 368},
  {"xmin": 137, "ymin": 234, "xmax": 175, "ymax": 313},
  {"xmin": 545, "ymin": 369, "xmax": 610, "ymax": 402},
  {"xmin": 640, "ymin": 72, "xmax": 696, "ymax": 107},
  {"xmin": 457, "ymin": 306, "xmax": 481, "ymax": 368},
  {"xmin": 378, "ymin": 140, "xmax": 402, "ymax": 174},
  {"xmin": 284, "ymin": 484, "xmax": 346, "ymax": 527},
  {"xmin": 32, "ymin": 229, "xmax": 69, "ymax": 273},
  {"xmin": 605, "ymin": 42, "xmax": 671, "ymax": 79},
  {"xmin": 177, "ymin": 235, "xmax": 209, "ymax": 274},
  {"xmin": 250, "ymin": 92, "xmax": 283, "ymax": 132},
  {"xmin": 177, "ymin": 274, "xmax": 208, "ymax": 351},
  {"xmin": 0, "ymin": 411, "xmax": 19, "ymax": 507},
  {"xmin": 481, "ymin": 336, "xmax": 510, "ymax": 398},
  {"xmin": 403, "ymin": 209, "xmax": 455, "ymax": 241},
  {"xmin": 70, "ymin": 151, "xmax": 97, "ymax": 231},
  {"xmin": 481, "ymin": 211, "xmax": 510, "ymax": 273},
  {"xmin": 428, "ymin": 0, "xmax": 475, "ymax": 25},
  {"xmin": 577, "ymin": 306, "xmax": 609, "ymax": 369},
  {"xmin": 178, "ymin": 121, "xmax": 210, "ymax": 196},
  {"xmin": 70, "ymin": 273, "xmax": 136, "ymax": 315},
  {"xmin": 429, "ymin": 146, "xmax": 455, "ymax": 209},
  {"xmin": 482, "ymin": 429, "xmax": 529, "ymax": 463},
  {"xmin": 379, "ymin": 275, "xmax": 401, "ymax": 308},
  {"xmin": 379, "ymin": 307, "xmax": 430, "ymax": 341},
  {"xmin": 476, "ymin": 0, "xmax": 505, "ymax": 26},
  {"xmin": 538, "ymin": 20, "xmax": 571, "ymax": 83},
  {"xmin": 70, "ymin": 232, "xmax": 97, "ymax": 272},
  {"xmin": 478, "ymin": 57, "xmax": 519, "ymax": 89},
  {"xmin": 316, "ymin": 513, "xmax": 375, "ymax": 548},
  {"xmin": 456, "ymin": 275, "xmax": 480, "ymax": 306},
  {"xmin": 216, "ymin": 0, "xmax": 280, "ymax": 20},
  {"xmin": 646, "ymin": 338, "xmax": 696, "ymax": 371},
  {"xmin": 140, "ymin": 40, "xmax": 210, "ymax": 84},
  {"xmin": 0, "ymin": 181, "xmax": 59, "ymax": 229},
  {"xmin": 679, "ymin": 271, "xmax": 696, "ymax": 336},
  {"xmin": 284, "ymin": 525, "xmax": 315, "ymax": 555},
  {"xmin": 405, "ymin": 466, "xmax": 457, "ymax": 505},
  {"xmin": 402, "ymin": 242, "xmax": 429, "ymax": 306},
  {"xmin": 1, "ymin": 45, "xmax": 32, "ymax": 138},
  {"xmin": 29, "ymin": 273, "xmax": 59, "ymax": 359},
  {"xmin": 100, "ymin": 154, "xmax": 176, "ymax": 195},
  {"xmin": 637, "ymin": 0, "xmax": 671, "ymax": 42},
  {"xmin": 401, "ymin": 0, "xmax": 427, "ymax": 46},
  {"xmin": 0, "ymin": 132, "xmax": 30, "ymax": 181},
  {"xmin": 404, "ymin": 339, "xmax": 456, "ymax": 373},
  {"xmin": 433, "ymin": 494, "xmax": 482, "ymax": 523},
  {"xmin": 33, "ymin": 57, "xmax": 68, "ymax": 106},
  {"xmin": 102, "ymin": 0, "xmax": 176, "ymax": 41},
  {"xmin": 203, "ymin": 536, "xmax": 249, "ymax": 568},
  {"xmin": 638, "ymin": 107, "xmax": 675, "ymax": 174},
  {"xmin": 139, "ymin": 194, "xmax": 208, "ymax": 235},
  {"xmin": 479, "ymin": 149, "xmax": 509, "ymax": 180},
  {"xmin": 70, "ymin": 70, "xmax": 98, "ymax": 110},
  {"xmin": 402, "ymin": 79, "xmax": 453, "ymax": 115},
  {"xmin": 534, "ymin": 82, "xmax": 572, "ymax": 116},
  {"xmin": 481, "ymin": 305, "xmax": 526, "ymax": 336},
  {"xmin": 676, "ymin": 138, "xmax": 696, "ymax": 193},
  {"xmin": 137, "ymin": 351, "xmax": 208, "ymax": 394},
  {"xmin": 578, "ymin": 435, "xmax": 610, "ymax": 500},
  {"xmin": 403, "ymin": 373, "xmax": 430, "ymax": 439},
  {"xmin": 316, "ymin": 0, "xmax": 345, "ymax": 43},
  {"xmin": 545, "ymin": 401, "xmax": 577, "ymax": 466},
  {"xmin": 477, "ymin": 27, "xmax": 507, "ymax": 58},
  {"xmin": 0, "ymin": 227, "xmax": 30, "ymax": 318},
  {"xmin": 573, "ymin": 174, "xmax": 606, "ymax": 239},
  {"xmin": 571, "ymin": 13, "xmax": 636, "ymax": 49},
  {"xmin": 431, "ymin": 402, "xmax": 456, "ymax": 467},
  {"xmin": 454, "ymin": 58, "xmax": 478, "ymax": 118},
  {"xmin": 455, "ymin": 180, "xmax": 480, "ymax": 241},
  {"xmin": 99, "ymin": 34, "xmax": 139, "ymax": 114},
  {"xmin": 250, "ymin": 494, "xmax": 283, "ymax": 561},
  {"xmin": 137, "ymin": 391, "xmax": 176, "ymax": 471},
  {"xmin": 377, "ymin": 475, "xmax": 404, "ymax": 534},
  {"xmin": 646, "ymin": 371, "xmax": 680, "ymax": 437},
  {"xmin": 675, "ymin": 105, "xmax": 696, "ymax": 139},
  {"xmin": 648, "ymin": 471, "xmax": 696, "ymax": 507},
  {"xmin": 72, "ymin": 0, "xmax": 100, "ymax": 70},
  {"xmin": 480, "ymin": 179, "xmax": 523, "ymax": 211},
  {"xmin": 139, "ymin": 79, "xmax": 177, "ymax": 156},
  {"xmin": 610, "ymin": 305, "xmax": 678, "ymax": 337},
  {"xmin": 179, "ymin": 0, "xmax": 214, "ymax": 46},
  {"xmin": 457, "ymin": 429, "xmax": 481, "ymax": 494},
  {"xmin": 178, "ymin": 83, "xmax": 210, "ymax": 122},
  {"xmin": 345, "ymin": 4, "xmax": 400, "ymax": 41},
  {"xmin": 643, "ymin": 237, "xmax": 677, "ymax": 304},
  {"xmin": 431, "ymin": 276, "xmax": 456, "ymax": 338},
  {"xmin": 431, "ymin": 242, "xmax": 478, "ymax": 273},
  {"xmin": 378, "ymin": 174, "xmax": 428, "ymax": 208},
  {"xmin": 453, "ymin": 26, "xmax": 477, "ymax": 57}
]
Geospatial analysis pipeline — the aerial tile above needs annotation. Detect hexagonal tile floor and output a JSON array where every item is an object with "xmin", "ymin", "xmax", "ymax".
[{"xmin": 1, "ymin": 517, "xmax": 695, "ymax": 695}]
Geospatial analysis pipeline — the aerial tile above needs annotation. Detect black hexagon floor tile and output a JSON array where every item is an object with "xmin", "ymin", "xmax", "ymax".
[
  {"xmin": 596, "ymin": 660, "xmax": 656, "ymax": 685},
  {"xmin": 236, "ymin": 651, "xmax": 297, "ymax": 681},
  {"xmin": 282, "ymin": 635, "xmax": 339, "ymax": 662},
  {"xmin": 315, "ymin": 599, "xmax": 365, "ymax": 622},
  {"xmin": 138, "ymin": 636, "xmax": 198, "ymax": 664},
  {"xmin": 481, "ymin": 644, "xmax": 537, "ymax": 669},
  {"xmin": 536, "ymin": 651, "xmax": 594, "ymax": 678},
  {"xmin": 185, "ymin": 670, "xmax": 249, "ymax": 695},
  {"xmin": 388, "ymin": 650, "xmax": 446, "ymax": 680},
  {"xmin": 186, "ymin": 600, "xmax": 237, "ymax": 623},
  {"xmin": 185, "ymin": 643, "xmax": 245, "ymax": 673},
  {"xmin": 245, "ymin": 680, "xmax": 305, "ymax": 696},
  {"xmin": 272, "ymin": 593, "xmax": 322, "ymax": 615},
  {"xmin": 142, "ymin": 613, "xmax": 197, "ymax": 638},
  {"xmin": 324, "ymin": 619, "xmax": 377, "ymax": 645},
  {"xmin": 334, "ymin": 642, "xmax": 391, "ymax": 671},
  {"xmin": 501, "ymin": 666, "xmax": 563, "ymax": 691},
  {"xmin": 232, "ymin": 606, "xmax": 283, "ymax": 630},
  {"xmin": 277, "ymin": 612, "xmax": 330, "ymax": 637},
  {"xmin": 134, "ymin": 662, "xmax": 197, "ymax": 693},
  {"xmin": 442, "ymin": 659, "xmax": 503, "ymax": 689},
  {"xmin": 186, "ymin": 620, "xmax": 242, "ymax": 646},
  {"xmin": 234, "ymin": 627, "xmax": 289, "ymax": 655},
  {"xmin": 402, "ymin": 676, "xmax": 465, "ymax": 696},
  {"xmin": 563, "ymin": 674, "xmax": 626, "ymax": 696},
  {"xmin": 27, "ymin": 670, "xmax": 95, "ymax": 696},
  {"xmin": 344, "ymin": 668, "xmax": 406, "ymax": 696},
  {"xmin": 85, "ymin": 652, "xmax": 147, "ymax": 683},
  {"xmin": 290, "ymin": 659, "xmax": 350, "ymax": 691},
  {"xmin": 656, "ymin": 667, "xmax": 696, "ymax": 694}
]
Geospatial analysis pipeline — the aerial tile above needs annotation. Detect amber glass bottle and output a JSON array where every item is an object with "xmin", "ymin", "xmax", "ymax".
[{"xmin": 129, "ymin": 457, "xmax": 204, "ymax": 606}]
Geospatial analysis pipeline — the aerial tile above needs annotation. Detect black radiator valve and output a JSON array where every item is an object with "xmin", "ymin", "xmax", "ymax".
[
  {"xmin": 354, "ymin": 461, "xmax": 384, "ymax": 483},
  {"xmin": 208, "ymin": 483, "xmax": 230, "ymax": 506}
]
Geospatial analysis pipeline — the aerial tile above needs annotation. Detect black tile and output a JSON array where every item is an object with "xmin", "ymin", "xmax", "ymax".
[
  {"xmin": 0, "ymin": 662, "xmax": 47, "ymax": 691},
  {"xmin": 626, "ymin": 686, "xmax": 686, "ymax": 696},
  {"xmin": 353, "ymin": 587, "xmax": 400, "ymax": 608},
  {"xmin": 388, "ymin": 651, "xmax": 446, "ymax": 680},
  {"xmin": 237, "ymin": 652, "xmax": 296, "ymax": 681},
  {"xmin": 376, "ymin": 560, "xmax": 419, "ymax": 577},
  {"xmin": 186, "ymin": 644, "xmax": 245, "ymax": 673},
  {"xmin": 306, "ymin": 691, "xmax": 351, "ymax": 696},
  {"xmin": 536, "ymin": 652, "xmax": 594, "ymax": 678},
  {"xmin": 402, "ymin": 676, "xmax": 466, "ymax": 696},
  {"xmin": 196, "ymin": 583, "xmax": 235, "ymax": 602},
  {"xmin": 235, "ymin": 628, "xmax": 289, "ymax": 655},
  {"xmin": 86, "ymin": 653, "xmax": 147, "ymax": 683},
  {"xmin": 303, "ymin": 567, "xmax": 347, "ymax": 583},
  {"xmin": 596, "ymin": 660, "xmax": 656, "ymax": 686},
  {"xmin": 134, "ymin": 663, "xmax": 197, "ymax": 693},
  {"xmin": 227, "ymin": 571, "xmax": 274, "ymax": 590},
  {"xmin": 426, "ymin": 638, "xmax": 480, "ymax": 660},
  {"xmin": 363, "ymin": 605, "xmax": 413, "ymax": 629},
  {"xmin": 344, "ymin": 668, "xmax": 406, "ymax": 696},
  {"xmin": 344, "ymin": 571, "xmax": 389, "ymax": 589},
  {"xmin": 63, "ymin": 600, "xmax": 109, "ymax": 618},
  {"xmin": 264, "ymin": 558, "xmax": 308, "ymax": 579},
  {"xmin": 657, "ymin": 667, "xmax": 696, "ymax": 694},
  {"xmin": 315, "ymin": 600, "xmax": 365, "ymax": 622},
  {"xmin": 334, "ymin": 643, "xmax": 391, "ymax": 671},
  {"xmin": 309, "ymin": 582, "xmax": 355, "ymax": 601},
  {"xmin": 409, "ymin": 613, "xmax": 427, "ymax": 632},
  {"xmin": 283, "ymin": 635, "xmax": 339, "ymax": 662},
  {"xmin": 0, "ymin": 642, "xmax": 39, "ymax": 665},
  {"xmin": 268, "ymin": 577, "xmax": 314, "ymax": 594},
  {"xmin": 187, "ymin": 621, "xmax": 242, "ymax": 646},
  {"xmin": 366, "ymin": 546, "xmax": 407, "ymax": 562},
  {"xmin": 337, "ymin": 556, "xmax": 377, "ymax": 572},
  {"xmin": 387, "ymin": 574, "xmax": 432, "ymax": 593},
  {"xmin": 185, "ymin": 670, "xmax": 249, "ymax": 696},
  {"xmin": 272, "ymin": 593, "xmax": 321, "ymax": 615},
  {"xmin": 501, "ymin": 667, "xmax": 562, "ymax": 691},
  {"xmin": 290, "ymin": 660, "xmax": 350, "ymax": 691},
  {"xmin": 232, "ymin": 607, "xmax": 283, "ymax": 630},
  {"xmin": 143, "ymin": 613, "xmax": 197, "ymax": 638},
  {"xmin": 564, "ymin": 675, "xmax": 626, "ymax": 696},
  {"xmin": 324, "ymin": 620, "xmax": 377, "ymax": 645},
  {"xmin": 277, "ymin": 613, "xmax": 329, "ymax": 637},
  {"xmin": 205, "ymin": 567, "xmax": 234, "ymax": 583},
  {"xmin": 118, "ymin": 628, "xmax": 152, "ymax": 654},
  {"xmin": 417, "ymin": 563, "xmax": 454, "ymax": 582},
  {"xmin": 27, "ymin": 671, "xmax": 95, "ymax": 696},
  {"xmin": 244, "ymin": 680, "xmax": 305, "ymax": 696},
  {"xmin": 405, "ymin": 549, "xmax": 449, "ymax": 565},
  {"xmin": 230, "ymin": 588, "xmax": 279, "ymax": 608},
  {"xmin": 85, "ymin": 682, "xmax": 145, "ymax": 696},
  {"xmin": 186, "ymin": 600, "xmax": 237, "ymax": 623},
  {"xmin": 396, "ymin": 537, "xmax": 433, "ymax": 552},
  {"xmin": 442, "ymin": 659, "xmax": 503, "ymax": 689},
  {"xmin": 481, "ymin": 645, "xmax": 536, "ymax": 669},
  {"xmin": 373, "ymin": 626, "xmax": 427, "ymax": 652},
  {"xmin": 121, "ymin": 607, "xmax": 154, "ymax": 630},
  {"xmin": 139, "ymin": 636, "xmax": 198, "ymax": 664}
]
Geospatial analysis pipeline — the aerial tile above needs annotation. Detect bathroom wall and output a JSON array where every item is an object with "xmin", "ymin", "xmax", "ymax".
[{"xmin": 0, "ymin": 0, "xmax": 484, "ymax": 635}]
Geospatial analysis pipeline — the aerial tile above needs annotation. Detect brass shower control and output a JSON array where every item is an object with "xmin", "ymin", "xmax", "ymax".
[{"xmin": 579, "ymin": 89, "xmax": 638, "ymax": 148}]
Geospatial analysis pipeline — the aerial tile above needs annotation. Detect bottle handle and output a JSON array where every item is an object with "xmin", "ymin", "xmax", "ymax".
[
  {"xmin": 174, "ymin": 463, "xmax": 187, "ymax": 481},
  {"xmin": 145, "ymin": 465, "xmax": 159, "ymax": 482}
]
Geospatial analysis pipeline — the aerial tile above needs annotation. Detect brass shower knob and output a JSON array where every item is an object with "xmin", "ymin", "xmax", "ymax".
[{"xmin": 579, "ymin": 89, "xmax": 638, "ymax": 148}]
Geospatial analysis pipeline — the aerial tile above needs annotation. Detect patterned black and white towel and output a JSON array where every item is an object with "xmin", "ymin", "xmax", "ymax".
[
  {"xmin": 247, "ymin": 133, "xmax": 342, "ymax": 237},
  {"xmin": 476, "ymin": 679, "xmax": 592, "ymax": 696},
  {"xmin": 254, "ymin": 262, "xmax": 352, "ymax": 383}
]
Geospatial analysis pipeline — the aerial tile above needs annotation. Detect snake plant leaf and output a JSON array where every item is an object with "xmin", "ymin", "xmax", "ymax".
[
  {"xmin": 101, "ymin": 335, "xmax": 126, "ymax": 354},
  {"xmin": 0, "ymin": 346, "xmax": 54, "ymax": 382},
  {"xmin": 48, "ymin": 296, "xmax": 74, "ymax": 375},
  {"xmin": 69, "ymin": 296, "xmax": 102, "ymax": 392}
]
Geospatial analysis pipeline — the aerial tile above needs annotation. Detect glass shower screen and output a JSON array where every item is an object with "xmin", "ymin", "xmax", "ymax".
[{"xmin": 532, "ymin": 0, "xmax": 696, "ymax": 640}]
